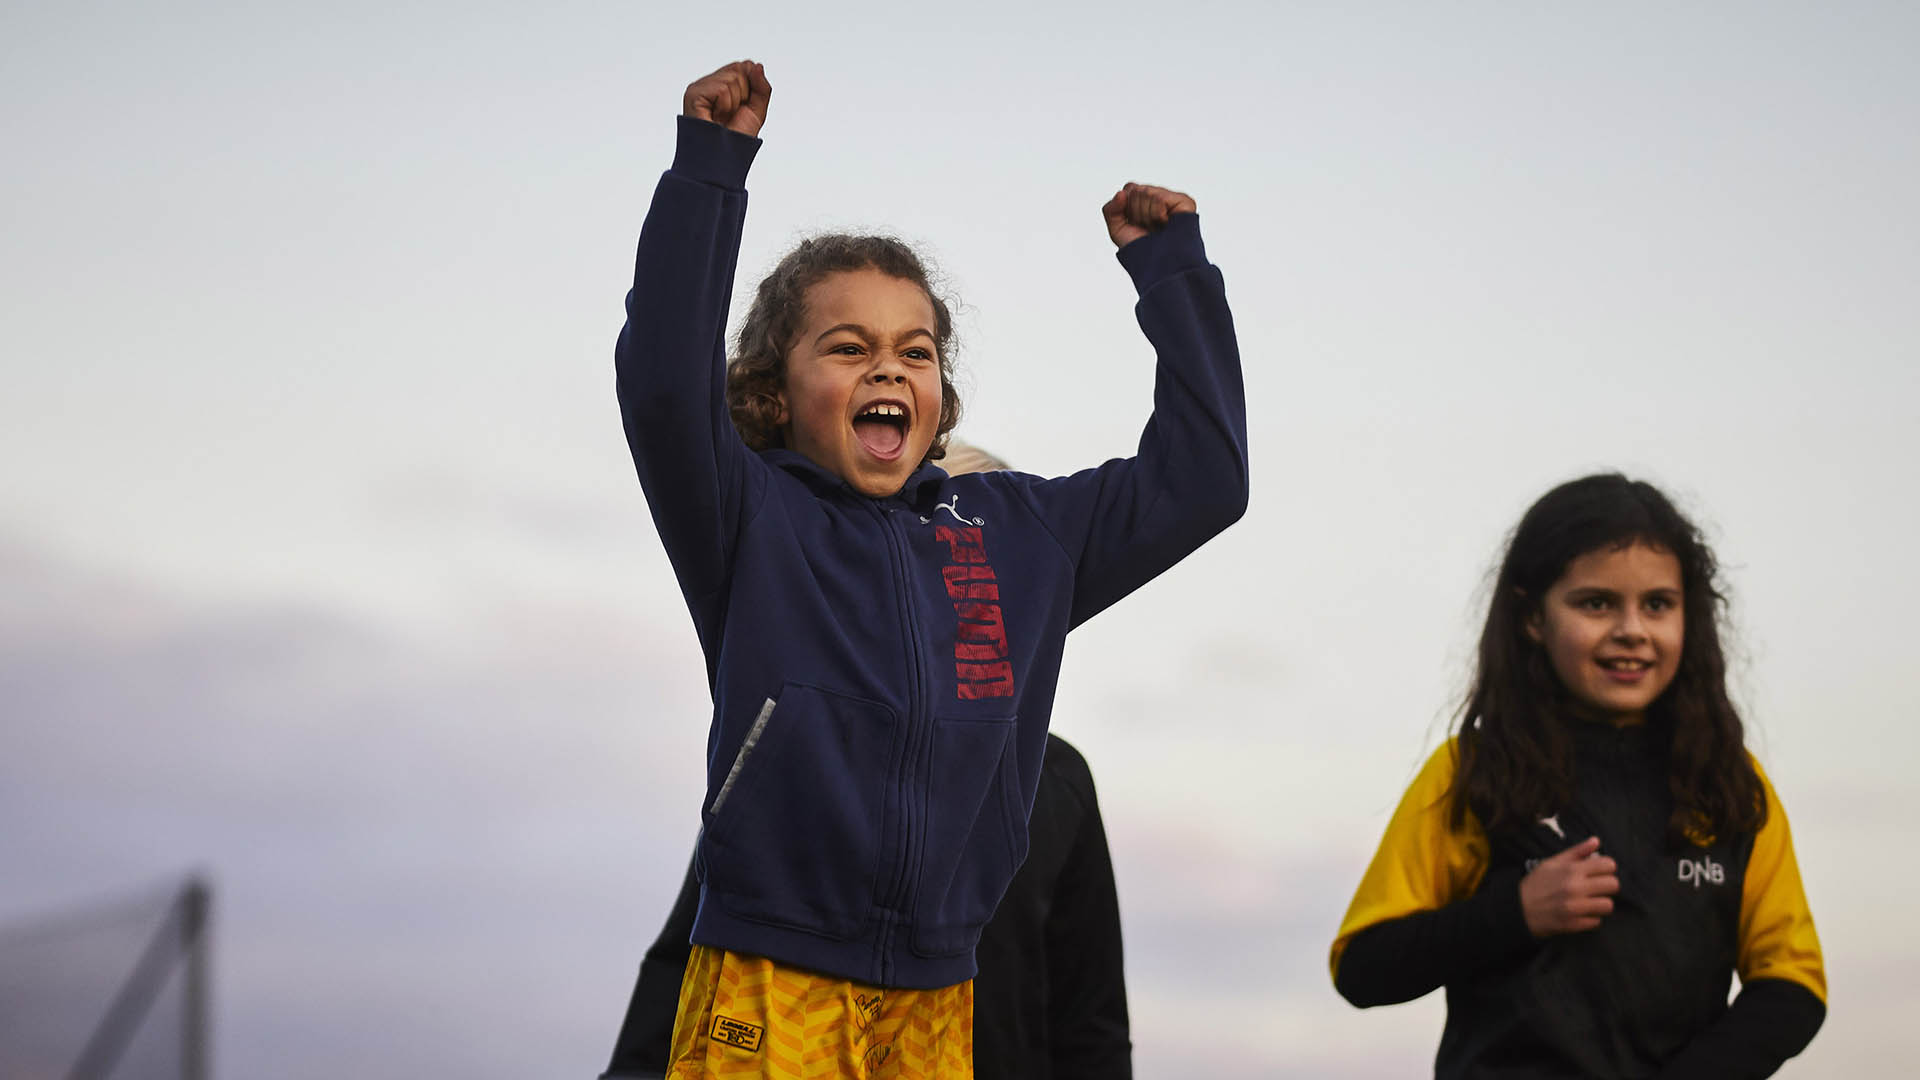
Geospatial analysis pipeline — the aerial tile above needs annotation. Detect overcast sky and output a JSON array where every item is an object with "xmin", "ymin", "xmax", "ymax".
[{"xmin": 3, "ymin": 2, "xmax": 1916, "ymax": 1076}]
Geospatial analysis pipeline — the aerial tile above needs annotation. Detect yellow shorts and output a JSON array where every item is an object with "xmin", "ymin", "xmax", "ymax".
[{"xmin": 666, "ymin": 945, "xmax": 973, "ymax": 1079}]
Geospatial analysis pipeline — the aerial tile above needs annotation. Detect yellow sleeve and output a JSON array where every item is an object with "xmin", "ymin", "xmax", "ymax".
[
  {"xmin": 1329, "ymin": 739, "xmax": 1491, "ymax": 980},
  {"xmin": 1739, "ymin": 755, "xmax": 1826, "ymax": 1002}
]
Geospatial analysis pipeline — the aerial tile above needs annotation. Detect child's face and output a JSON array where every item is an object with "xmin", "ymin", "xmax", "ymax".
[
  {"xmin": 1527, "ymin": 542, "xmax": 1685, "ymax": 725},
  {"xmin": 779, "ymin": 269, "xmax": 944, "ymax": 498}
]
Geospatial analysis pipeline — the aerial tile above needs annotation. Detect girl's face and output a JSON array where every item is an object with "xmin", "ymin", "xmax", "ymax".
[
  {"xmin": 778, "ymin": 268, "xmax": 944, "ymax": 498},
  {"xmin": 1527, "ymin": 541, "xmax": 1685, "ymax": 725}
]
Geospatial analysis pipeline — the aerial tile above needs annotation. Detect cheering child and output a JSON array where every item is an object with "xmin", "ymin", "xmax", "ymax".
[{"xmin": 617, "ymin": 60, "xmax": 1246, "ymax": 1078}]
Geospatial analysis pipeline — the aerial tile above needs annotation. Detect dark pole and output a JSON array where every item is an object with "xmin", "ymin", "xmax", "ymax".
[
  {"xmin": 65, "ymin": 878, "xmax": 211, "ymax": 1080},
  {"xmin": 182, "ymin": 879, "xmax": 210, "ymax": 1080}
]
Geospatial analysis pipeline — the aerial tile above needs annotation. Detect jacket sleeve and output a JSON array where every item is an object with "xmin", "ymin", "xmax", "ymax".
[
  {"xmin": 600, "ymin": 855, "xmax": 700, "ymax": 1080},
  {"xmin": 1042, "ymin": 746, "xmax": 1133, "ymax": 1079},
  {"xmin": 1651, "ymin": 758, "xmax": 1827, "ymax": 1078},
  {"xmin": 615, "ymin": 116, "xmax": 767, "ymax": 639},
  {"xmin": 1011, "ymin": 214, "xmax": 1249, "ymax": 629},
  {"xmin": 1737, "ymin": 758, "xmax": 1826, "ymax": 1002},
  {"xmin": 1649, "ymin": 978, "xmax": 1825, "ymax": 1080},
  {"xmin": 1330, "ymin": 741, "xmax": 1534, "ymax": 1007}
]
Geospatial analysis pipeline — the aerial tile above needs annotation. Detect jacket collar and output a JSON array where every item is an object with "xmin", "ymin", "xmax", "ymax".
[
  {"xmin": 764, "ymin": 450, "xmax": 949, "ymax": 509},
  {"xmin": 1567, "ymin": 709, "xmax": 1675, "ymax": 763}
]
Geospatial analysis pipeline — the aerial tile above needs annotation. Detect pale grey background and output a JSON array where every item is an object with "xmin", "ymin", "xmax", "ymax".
[{"xmin": 3, "ymin": 2, "xmax": 1914, "ymax": 1076}]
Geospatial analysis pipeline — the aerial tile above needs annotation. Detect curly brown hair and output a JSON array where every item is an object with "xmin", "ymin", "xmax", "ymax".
[{"xmin": 726, "ymin": 234, "xmax": 962, "ymax": 462}]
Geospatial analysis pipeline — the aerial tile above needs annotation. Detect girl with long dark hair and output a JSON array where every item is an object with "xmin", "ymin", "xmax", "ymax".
[{"xmin": 1331, "ymin": 474, "xmax": 1825, "ymax": 1078}]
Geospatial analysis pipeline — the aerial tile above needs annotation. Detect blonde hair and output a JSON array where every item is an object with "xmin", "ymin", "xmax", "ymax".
[{"xmin": 941, "ymin": 441, "xmax": 1010, "ymax": 476}]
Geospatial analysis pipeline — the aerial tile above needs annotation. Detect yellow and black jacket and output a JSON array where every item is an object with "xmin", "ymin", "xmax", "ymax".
[{"xmin": 1331, "ymin": 720, "xmax": 1824, "ymax": 1078}]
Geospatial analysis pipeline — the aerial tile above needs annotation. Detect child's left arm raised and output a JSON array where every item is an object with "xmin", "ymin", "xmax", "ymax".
[{"xmin": 1020, "ymin": 181, "xmax": 1250, "ymax": 627}]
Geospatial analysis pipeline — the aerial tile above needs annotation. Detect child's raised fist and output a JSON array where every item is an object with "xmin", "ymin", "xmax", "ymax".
[
  {"xmin": 682, "ymin": 60, "xmax": 772, "ymax": 139},
  {"xmin": 1101, "ymin": 182, "xmax": 1198, "ymax": 249}
]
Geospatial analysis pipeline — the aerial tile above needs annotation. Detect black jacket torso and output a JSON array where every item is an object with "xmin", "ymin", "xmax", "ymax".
[{"xmin": 1438, "ymin": 720, "xmax": 1753, "ymax": 1079}]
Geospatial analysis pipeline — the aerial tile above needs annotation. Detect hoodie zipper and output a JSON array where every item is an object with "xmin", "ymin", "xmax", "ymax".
[{"xmin": 873, "ymin": 501, "xmax": 929, "ymax": 986}]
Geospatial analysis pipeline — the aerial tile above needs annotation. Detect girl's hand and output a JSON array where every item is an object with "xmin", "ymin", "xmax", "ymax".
[
  {"xmin": 1520, "ymin": 836, "xmax": 1619, "ymax": 937},
  {"xmin": 1101, "ymin": 183, "xmax": 1197, "ymax": 249},
  {"xmin": 683, "ymin": 61, "xmax": 772, "ymax": 138}
]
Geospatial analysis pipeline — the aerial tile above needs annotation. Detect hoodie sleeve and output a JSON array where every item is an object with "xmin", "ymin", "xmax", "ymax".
[
  {"xmin": 1011, "ymin": 214, "xmax": 1250, "ymax": 628},
  {"xmin": 615, "ymin": 117, "xmax": 768, "ymax": 643}
]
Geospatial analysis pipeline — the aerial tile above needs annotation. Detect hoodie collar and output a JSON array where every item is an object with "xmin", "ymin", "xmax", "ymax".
[{"xmin": 765, "ymin": 449, "xmax": 948, "ymax": 509}]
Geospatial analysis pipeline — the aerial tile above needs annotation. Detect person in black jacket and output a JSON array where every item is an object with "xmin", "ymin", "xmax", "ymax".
[
  {"xmin": 1331, "ymin": 474, "xmax": 1825, "ymax": 1079},
  {"xmin": 602, "ymin": 733, "xmax": 1131, "ymax": 1080}
]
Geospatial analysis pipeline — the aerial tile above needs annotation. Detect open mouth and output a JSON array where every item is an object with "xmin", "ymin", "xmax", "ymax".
[{"xmin": 852, "ymin": 401, "xmax": 911, "ymax": 461}]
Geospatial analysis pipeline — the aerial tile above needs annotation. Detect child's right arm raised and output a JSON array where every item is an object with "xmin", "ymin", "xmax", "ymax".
[{"xmin": 615, "ymin": 62, "xmax": 773, "ymax": 612}]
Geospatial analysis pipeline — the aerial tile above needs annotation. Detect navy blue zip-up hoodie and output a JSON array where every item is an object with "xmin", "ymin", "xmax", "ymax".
[{"xmin": 616, "ymin": 117, "xmax": 1248, "ymax": 988}]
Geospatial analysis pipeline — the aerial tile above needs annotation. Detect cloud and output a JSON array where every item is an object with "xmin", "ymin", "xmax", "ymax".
[
  {"xmin": 362, "ymin": 467, "xmax": 646, "ymax": 555},
  {"xmin": 0, "ymin": 535, "xmax": 712, "ymax": 1078}
]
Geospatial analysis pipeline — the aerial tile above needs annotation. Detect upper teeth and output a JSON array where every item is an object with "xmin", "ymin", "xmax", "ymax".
[
  {"xmin": 861, "ymin": 404, "xmax": 905, "ymax": 419},
  {"xmin": 1604, "ymin": 659, "xmax": 1650, "ymax": 669}
]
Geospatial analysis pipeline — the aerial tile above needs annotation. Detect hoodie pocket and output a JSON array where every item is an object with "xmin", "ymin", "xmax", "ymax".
[
  {"xmin": 703, "ymin": 683, "xmax": 897, "ymax": 939},
  {"xmin": 911, "ymin": 713, "xmax": 1027, "ymax": 957}
]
